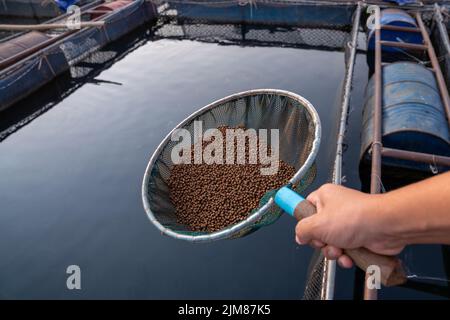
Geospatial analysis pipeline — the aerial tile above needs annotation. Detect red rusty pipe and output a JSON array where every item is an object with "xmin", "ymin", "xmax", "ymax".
[
  {"xmin": 380, "ymin": 25, "xmax": 421, "ymax": 33},
  {"xmin": 380, "ymin": 40, "xmax": 427, "ymax": 51},
  {"xmin": 366, "ymin": 6, "xmax": 383, "ymax": 301},
  {"xmin": 382, "ymin": 148, "xmax": 450, "ymax": 167}
]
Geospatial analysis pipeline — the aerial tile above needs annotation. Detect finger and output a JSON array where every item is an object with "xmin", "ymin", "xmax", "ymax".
[
  {"xmin": 295, "ymin": 216, "xmax": 320, "ymax": 245},
  {"xmin": 321, "ymin": 245, "xmax": 343, "ymax": 260},
  {"xmin": 295, "ymin": 235, "xmax": 312, "ymax": 246},
  {"xmin": 296, "ymin": 234, "xmax": 324, "ymax": 249},
  {"xmin": 311, "ymin": 239, "xmax": 325, "ymax": 249},
  {"xmin": 337, "ymin": 254, "xmax": 354, "ymax": 269},
  {"xmin": 306, "ymin": 190, "xmax": 319, "ymax": 206}
]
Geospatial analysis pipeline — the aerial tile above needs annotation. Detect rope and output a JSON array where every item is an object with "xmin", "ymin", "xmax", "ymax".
[
  {"xmin": 0, "ymin": 59, "xmax": 40, "ymax": 90},
  {"xmin": 42, "ymin": 55, "xmax": 57, "ymax": 77}
]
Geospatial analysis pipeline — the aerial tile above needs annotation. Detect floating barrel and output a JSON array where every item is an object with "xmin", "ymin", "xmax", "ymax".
[
  {"xmin": 366, "ymin": 9, "xmax": 425, "ymax": 74},
  {"xmin": 0, "ymin": 31, "xmax": 51, "ymax": 62},
  {"xmin": 361, "ymin": 62, "xmax": 450, "ymax": 172},
  {"xmin": 367, "ymin": 9, "xmax": 423, "ymax": 52}
]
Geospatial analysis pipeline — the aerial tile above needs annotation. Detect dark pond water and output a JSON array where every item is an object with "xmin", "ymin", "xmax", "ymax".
[
  {"xmin": 0, "ymin": 24, "xmax": 346, "ymax": 299},
  {"xmin": 0, "ymin": 22, "xmax": 449, "ymax": 299}
]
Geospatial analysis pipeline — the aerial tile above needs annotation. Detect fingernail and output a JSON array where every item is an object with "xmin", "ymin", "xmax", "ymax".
[
  {"xmin": 295, "ymin": 235, "xmax": 304, "ymax": 245},
  {"xmin": 326, "ymin": 247, "xmax": 338, "ymax": 259},
  {"xmin": 326, "ymin": 247, "xmax": 333, "ymax": 257}
]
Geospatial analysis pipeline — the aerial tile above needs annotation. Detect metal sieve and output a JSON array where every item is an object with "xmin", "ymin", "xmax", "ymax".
[{"xmin": 142, "ymin": 89, "xmax": 320, "ymax": 242}]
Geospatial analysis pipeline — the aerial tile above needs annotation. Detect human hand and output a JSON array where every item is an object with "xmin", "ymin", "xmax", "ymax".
[{"xmin": 295, "ymin": 184, "xmax": 405, "ymax": 268}]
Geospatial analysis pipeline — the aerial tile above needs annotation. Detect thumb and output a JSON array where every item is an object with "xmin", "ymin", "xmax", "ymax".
[
  {"xmin": 306, "ymin": 190, "xmax": 319, "ymax": 206},
  {"xmin": 295, "ymin": 214, "xmax": 323, "ymax": 245}
]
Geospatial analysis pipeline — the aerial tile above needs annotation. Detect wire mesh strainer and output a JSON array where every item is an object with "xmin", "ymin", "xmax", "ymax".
[
  {"xmin": 142, "ymin": 89, "xmax": 321, "ymax": 242},
  {"xmin": 141, "ymin": 89, "xmax": 408, "ymax": 287}
]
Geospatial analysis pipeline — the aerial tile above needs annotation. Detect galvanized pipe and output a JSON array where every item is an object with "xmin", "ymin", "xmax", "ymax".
[
  {"xmin": 382, "ymin": 147, "xmax": 450, "ymax": 167},
  {"xmin": 416, "ymin": 12, "xmax": 450, "ymax": 126},
  {"xmin": 434, "ymin": 4, "xmax": 450, "ymax": 54},
  {"xmin": 367, "ymin": 4, "xmax": 383, "ymax": 301},
  {"xmin": 0, "ymin": 21, "xmax": 105, "ymax": 31},
  {"xmin": 323, "ymin": 1, "xmax": 362, "ymax": 301}
]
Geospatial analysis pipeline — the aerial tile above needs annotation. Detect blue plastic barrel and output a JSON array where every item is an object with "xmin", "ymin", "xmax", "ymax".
[
  {"xmin": 361, "ymin": 62, "xmax": 450, "ymax": 171},
  {"xmin": 367, "ymin": 9, "xmax": 423, "ymax": 53}
]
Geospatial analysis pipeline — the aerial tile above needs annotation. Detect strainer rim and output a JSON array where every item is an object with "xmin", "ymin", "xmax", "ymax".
[{"xmin": 141, "ymin": 88, "xmax": 321, "ymax": 242}]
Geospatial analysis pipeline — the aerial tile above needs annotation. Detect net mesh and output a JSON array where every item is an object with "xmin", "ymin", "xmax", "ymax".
[
  {"xmin": 153, "ymin": 19, "xmax": 351, "ymax": 50},
  {"xmin": 151, "ymin": 0, "xmax": 354, "ymax": 51},
  {"xmin": 303, "ymin": 250, "xmax": 326, "ymax": 300},
  {"xmin": 143, "ymin": 90, "xmax": 319, "ymax": 240},
  {"xmin": 432, "ymin": 9, "xmax": 450, "ymax": 94}
]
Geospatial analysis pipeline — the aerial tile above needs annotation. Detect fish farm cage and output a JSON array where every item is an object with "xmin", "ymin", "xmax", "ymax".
[
  {"xmin": 1, "ymin": 0, "xmax": 450, "ymax": 300},
  {"xmin": 141, "ymin": 0, "xmax": 450, "ymax": 300}
]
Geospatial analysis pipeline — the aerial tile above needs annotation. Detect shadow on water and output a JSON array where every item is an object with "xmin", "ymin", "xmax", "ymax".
[
  {"xmin": 0, "ymin": 24, "xmax": 156, "ymax": 142},
  {"xmin": 0, "ymin": 19, "xmax": 351, "ymax": 141}
]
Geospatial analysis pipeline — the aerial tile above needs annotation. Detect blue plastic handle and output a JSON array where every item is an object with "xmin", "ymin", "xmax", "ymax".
[{"xmin": 274, "ymin": 186, "xmax": 305, "ymax": 216}]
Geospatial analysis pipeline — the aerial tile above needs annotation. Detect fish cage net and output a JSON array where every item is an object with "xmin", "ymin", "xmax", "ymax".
[
  {"xmin": 152, "ymin": 0, "xmax": 355, "ymax": 27},
  {"xmin": 153, "ymin": 19, "xmax": 352, "ymax": 51},
  {"xmin": 152, "ymin": 0, "xmax": 354, "ymax": 51}
]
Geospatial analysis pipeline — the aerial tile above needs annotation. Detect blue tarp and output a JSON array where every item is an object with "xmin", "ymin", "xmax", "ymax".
[
  {"xmin": 54, "ymin": 0, "xmax": 80, "ymax": 11},
  {"xmin": 383, "ymin": 0, "xmax": 420, "ymax": 5}
]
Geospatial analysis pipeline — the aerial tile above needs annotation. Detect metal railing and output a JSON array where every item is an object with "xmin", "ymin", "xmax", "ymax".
[
  {"xmin": 366, "ymin": 4, "xmax": 450, "ymax": 300},
  {"xmin": 322, "ymin": 1, "xmax": 362, "ymax": 300}
]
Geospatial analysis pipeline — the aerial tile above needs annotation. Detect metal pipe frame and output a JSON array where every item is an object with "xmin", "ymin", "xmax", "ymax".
[
  {"xmin": 366, "ymin": 4, "xmax": 383, "ymax": 300},
  {"xmin": 322, "ymin": 1, "xmax": 363, "ymax": 301},
  {"xmin": 367, "ymin": 4, "xmax": 450, "ymax": 301},
  {"xmin": 380, "ymin": 24, "xmax": 420, "ymax": 33},
  {"xmin": 380, "ymin": 40, "xmax": 428, "ymax": 50},
  {"xmin": 382, "ymin": 147, "xmax": 450, "ymax": 167}
]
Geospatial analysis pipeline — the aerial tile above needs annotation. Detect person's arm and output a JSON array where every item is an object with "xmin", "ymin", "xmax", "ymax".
[{"xmin": 295, "ymin": 171, "xmax": 450, "ymax": 268}]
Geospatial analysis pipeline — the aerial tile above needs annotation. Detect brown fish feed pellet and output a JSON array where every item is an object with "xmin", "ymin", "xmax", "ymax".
[{"xmin": 168, "ymin": 126, "xmax": 296, "ymax": 233}]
